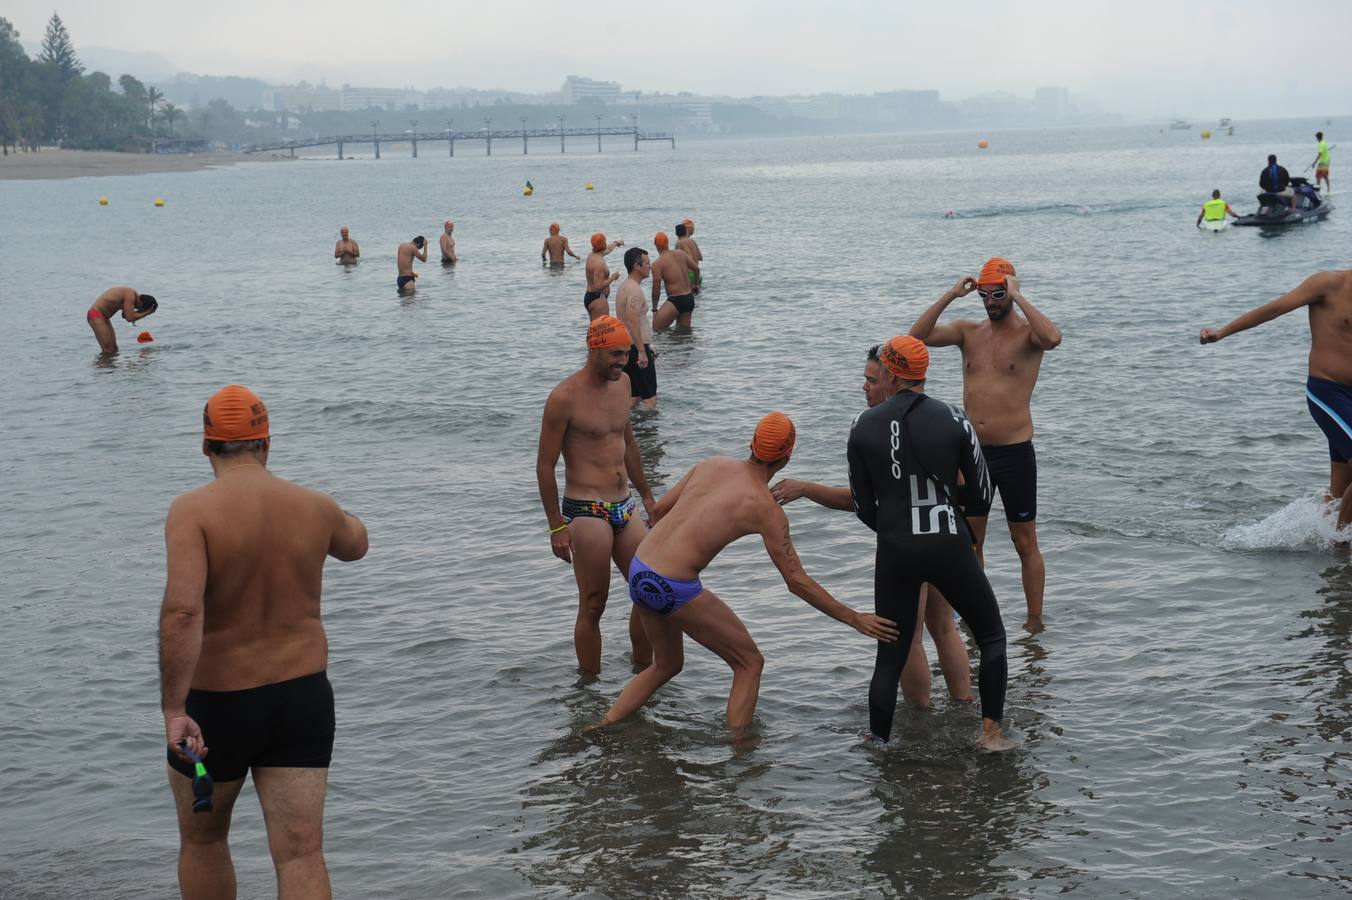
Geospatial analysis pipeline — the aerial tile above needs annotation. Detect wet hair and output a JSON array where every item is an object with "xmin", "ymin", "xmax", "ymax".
[
  {"xmin": 624, "ymin": 246, "xmax": 649, "ymax": 272},
  {"xmin": 205, "ymin": 438, "xmax": 268, "ymax": 457},
  {"xmin": 135, "ymin": 294, "xmax": 158, "ymax": 313},
  {"xmin": 413, "ymin": 236, "xmax": 426, "ymax": 248},
  {"xmin": 1211, "ymin": 189, "xmax": 1221, "ymax": 199},
  {"xmin": 1316, "ymin": 131, "xmax": 1324, "ymax": 140},
  {"xmin": 867, "ymin": 343, "xmax": 882, "ymax": 360},
  {"xmin": 675, "ymin": 223, "xmax": 688, "ymax": 238},
  {"xmin": 1267, "ymin": 154, "xmax": 1277, "ymax": 164}
]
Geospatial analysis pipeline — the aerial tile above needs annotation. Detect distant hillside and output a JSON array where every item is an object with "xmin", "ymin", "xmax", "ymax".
[{"xmin": 19, "ymin": 41, "xmax": 182, "ymax": 81}]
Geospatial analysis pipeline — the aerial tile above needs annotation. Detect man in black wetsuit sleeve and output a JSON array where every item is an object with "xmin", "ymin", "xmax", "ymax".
[{"xmin": 847, "ymin": 335, "xmax": 1018, "ymax": 752}]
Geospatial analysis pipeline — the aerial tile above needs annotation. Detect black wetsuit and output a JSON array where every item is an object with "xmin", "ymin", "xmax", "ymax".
[{"xmin": 847, "ymin": 390, "xmax": 1007, "ymax": 741}]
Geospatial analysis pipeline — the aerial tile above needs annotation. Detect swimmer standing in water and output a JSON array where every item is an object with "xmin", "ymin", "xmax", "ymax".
[
  {"xmin": 86, "ymin": 286, "xmax": 156, "ymax": 354},
  {"xmin": 584, "ymin": 233, "xmax": 624, "ymax": 320},
  {"xmin": 333, "ymin": 227, "xmax": 360, "ymax": 264},
  {"xmin": 397, "ymin": 236, "xmax": 427, "ymax": 293},
  {"xmin": 439, "ymin": 220, "xmax": 457, "ymax": 265},
  {"xmin": 675, "ymin": 220, "xmax": 702, "ymax": 294},
  {"xmin": 651, "ymin": 232, "xmax": 699, "ymax": 331},
  {"xmin": 542, "ymin": 223, "xmax": 580, "ymax": 267},
  {"xmin": 599, "ymin": 412, "xmax": 899, "ymax": 734}
]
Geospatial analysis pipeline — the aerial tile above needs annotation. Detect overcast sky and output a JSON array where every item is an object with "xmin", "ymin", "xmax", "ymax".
[{"xmin": 8, "ymin": 1, "xmax": 1350, "ymax": 118}]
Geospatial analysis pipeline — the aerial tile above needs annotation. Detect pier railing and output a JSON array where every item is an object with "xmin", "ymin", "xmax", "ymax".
[{"xmin": 243, "ymin": 125, "xmax": 675, "ymax": 158}]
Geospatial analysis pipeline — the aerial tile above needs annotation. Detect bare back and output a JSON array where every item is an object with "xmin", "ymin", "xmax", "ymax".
[
  {"xmin": 654, "ymin": 250, "xmax": 694, "ymax": 298},
  {"xmin": 585, "ymin": 252, "xmax": 611, "ymax": 293},
  {"xmin": 551, "ymin": 370, "xmax": 635, "ymax": 500},
  {"xmin": 544, "ymin": 235, "xmax": 568, "ymax": 263},
  {"xmin": 957, "ymin": 315, "xmax": 1045, "ymax": 445},
  {"xmin": 169, "ymin": 469, "xmax": 347, "ymax": 690},
  {"xmin": 92, "ymin": 286, "xmax": 137, "ymax": 317},
  {"xmin": 1308, "ymin": 270, "xmax": 1352, "ymax": 383},
  {"xmin": 397, "ymin": 242, "xmax": 421, "ymax": 275},
  {"xmin": 638, "ymin": 457, "xmax": 776, "ymax": 579}
]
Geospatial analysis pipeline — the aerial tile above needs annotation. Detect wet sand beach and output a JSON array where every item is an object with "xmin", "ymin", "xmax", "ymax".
[{"xmin": 0, "ymin": 148, "xmax": 282, "ymax": 181}]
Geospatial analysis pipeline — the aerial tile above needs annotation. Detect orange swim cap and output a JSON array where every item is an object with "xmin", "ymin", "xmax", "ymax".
[
  {"xmin": 203, "ymin": 385, "xmax": 269, "ymax": 441},
  {"xmin": 549, "ymin": 222, "xmax": 560, "ymax": 234},
  {"xmin": 587, "ymin": 315, "xmax": 632, "ymax": 350},
  {"xmin": 878, "ymin": 335, "xmax": 929, "ymax": 382},
  {"xmin": 977, "ymin": 257, "xmax": 1016, "ymax": 286},
  {"xmin": 654, "ymin": 231, "xmax": 669, "ymax": 250},
  {"xmin": 751, "ymin": 412, "xmax": 796, "ymax": 464},
  {"xmin": 137, "ymin": 331, "xmax": 154, "ymax": 343},
  {"xmin": 591, "ymin": 232, "xmax": 606, "ymax": 251}
]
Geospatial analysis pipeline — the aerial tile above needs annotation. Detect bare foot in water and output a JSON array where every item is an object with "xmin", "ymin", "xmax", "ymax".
[{"xmin": 976, "ymin": 722, "xmax": 1021, "ymax": 753}]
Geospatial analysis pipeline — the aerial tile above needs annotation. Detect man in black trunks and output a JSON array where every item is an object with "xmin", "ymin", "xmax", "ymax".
[
  {"xmin": 160, "ymin": 385, "xmax": 369, "ymax": 898},
  {"xmin": 397, "ymin": 236, "xmax": 427, "ymax": 293},
  {"xmin": 615, "ymin": 246, "xmax": 658, "ymax": 409},
  {"xmin": 848, "ymin": 336, "xmax": 1017, "ymax": 752},
  {"xmin": 584, "ymin": 232, "xmax": 623, "ymax": 320},
  {"xmin": 651, "ymin": 231, "xmax": 700, "ymax": 331}
]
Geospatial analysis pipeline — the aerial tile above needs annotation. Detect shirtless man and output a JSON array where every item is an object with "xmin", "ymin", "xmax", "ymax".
[
  {"xmin": 333, "ymin": 227, "xmax": 360, "ymax": 265},
  {"xmin": 160, "ymin": 385, "xmax": 368, "ymax": 900},
  {"xmin": 675, "ymin": 219, "xmax": 703, "ymax": 294},
  {"xmin": 584, "ymin": 232, "xmax": 624, "ymax": 320},
  {"xmin": 772, "ymin": 342, "xmax": 972, "ymax": 707},
  {"xmin": 615, "ymin": 247, "xmax": 657, "ymax": 410},
  {"xmin": 87, "ymin": 286, "xmax": 156, "ymax": 354},
  {"xmin": 439, "ymin": 220, "xmax": 457, "ymax": 265},
  {"xmin": 397, "ymin": 236, "xmax": 427, "ymax": 293},
  {"xmin": 542, "ymin": 223, "xmax": 581, "ymax": 267},
  {"xmin": 598, "ymin": 412, "xmax": 899, "ymax": 733},
  {"xmin": 650, "ymin": 232, "xmax": 700, "ymax": 332},
  {"xmin": 537, "ymin": 316, "xmax": 658, "ymax": 674},
  {"xmin": 1201, "ymin": 270, "xmax": 1352, "ymax": 532},
  {"xmin": 909, "ymin": 258, "xmax": 1062, "ymax": 621}
]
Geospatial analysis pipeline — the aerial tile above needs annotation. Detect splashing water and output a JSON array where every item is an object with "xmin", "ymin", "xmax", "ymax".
[{"xmin": 1221, "ymin": 491, "xmax": 1352, "ymax": 551}]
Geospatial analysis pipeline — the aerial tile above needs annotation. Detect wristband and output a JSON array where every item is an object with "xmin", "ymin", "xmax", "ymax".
[{"xmin": 549, "ymin": 523, "xmax": 568, "ymax": 534}]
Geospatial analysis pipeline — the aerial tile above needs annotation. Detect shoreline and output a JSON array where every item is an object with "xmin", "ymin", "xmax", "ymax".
[{"xmin": 0, "ymin": 149, "xmax": 284, "ymax": 182}]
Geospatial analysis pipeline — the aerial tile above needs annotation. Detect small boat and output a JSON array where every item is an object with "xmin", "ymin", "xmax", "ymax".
[
  {"xmin": 1232, "ymin": 177, "xmax": 1333, "ymax": 227},
  {"xmin": 1170, "ymin": 119, "xmax": 1192, "ymax": 130}
]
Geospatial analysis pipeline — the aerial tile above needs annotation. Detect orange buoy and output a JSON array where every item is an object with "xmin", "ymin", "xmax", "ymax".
[
  {"xmin": 978, "ymin": 139, "xmax": 990, "ymax": 149},
  {"xmin": 137, "ymin": 331, "xmax": 154, "ymax": 343}
]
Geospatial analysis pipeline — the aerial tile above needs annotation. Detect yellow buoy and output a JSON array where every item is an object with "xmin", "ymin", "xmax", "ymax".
[
  {"xmin": 154, "ymin": 197, "xmax": 165, "ymax": 207},
  {"xmin": 98, "ymin": 196, "xmax": 109, "ymax": 206},
  {"xmin": 1200, "ymin": 129, "xmax": 1212, "ymax": 139},
  {"xmin": 523, "ymin": 188, "xmax": 533, "ymax": 196},
  {"xmin": 585, "ymin": 182, "xmax": 594, "ymax": 191},
  {"xmin": 978, "ymin": 139, "xmax": 990, "ymax": 149}
]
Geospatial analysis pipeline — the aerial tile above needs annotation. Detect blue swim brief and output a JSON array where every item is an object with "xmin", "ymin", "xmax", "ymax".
[
  {"xmin": 1306, "ymin": 376, "xmax": 1352, "ymax": 463},
  {"xmin": 628, "ymin": 554, "xmax": 704, "ymax": 616}
]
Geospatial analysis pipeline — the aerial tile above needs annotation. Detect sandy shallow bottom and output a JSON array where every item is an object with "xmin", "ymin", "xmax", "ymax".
[{"xmin": 0, "ymin": 148, "xmax": 283, "ymax": 181}]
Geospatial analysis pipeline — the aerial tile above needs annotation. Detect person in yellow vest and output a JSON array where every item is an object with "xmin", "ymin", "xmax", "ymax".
[
  {"xmin": 1196, "ymin": 189, "xmax": 1240, "ymax": 228},
  {"xmin": 1311, "ymin": 131, "xmax": 1331, "ymax": 194}
]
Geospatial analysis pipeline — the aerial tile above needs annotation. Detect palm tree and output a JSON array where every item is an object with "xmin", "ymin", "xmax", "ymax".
[
  {"xmin": 145, "ymin": 86, "xmax": 163, "ymax": 131},
  {"xmin": 162, "ymin": 102, "xmax": 180, "ymax": 136}
]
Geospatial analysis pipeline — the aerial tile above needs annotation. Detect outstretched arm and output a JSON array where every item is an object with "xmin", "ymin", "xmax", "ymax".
[
  {"xmin": 1007, "ymin": 276, "xmax": 1061, "ymax": 350},
  {"xmin": 770, "ymin": 478, "xmax": 853, "ymax": 510},
  {"xmin": 327, "ymin": 497, "xmax": 369, "ymax": 561},
  {"xmin": 1200, "ymin": 271, "xmax": 1331, "ymax": 344},
  {"xmin": 760, "ymin": 503, "xmax": 899, "ymax": 642},
  {"xmin": 565, "ymin": 238, "xmax": 580, "ymax": 260},
  {"xmin": 909, "ymin": 275, "xmax": 976, "ymax": 347}
]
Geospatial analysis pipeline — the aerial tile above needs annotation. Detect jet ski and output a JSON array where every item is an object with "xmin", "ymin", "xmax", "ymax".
[{"xmin": 1233, "ymin": 177, "xmax": 1333, "ymax": 226}]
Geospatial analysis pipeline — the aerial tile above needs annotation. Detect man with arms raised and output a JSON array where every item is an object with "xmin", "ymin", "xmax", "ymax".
[
  {"xmin": 584, "ymin": 232, "xmax": 624, "ymax": 320},
  {"xmin": 847, "ymin": 336, "xmax": 1015, "ymax": 751},
  {"xmin": 599, "ymin": 413, "xmax": 899, "ymax": 734},
  {"xmin": 615, "ymin": 246, "xmax": 658, "ymax": 410},
  {"xmin": 910, "ymin": 258, "xmax": 1062, "ymax": 622},
  {"xmin": 675, "ymin": 220, "xmax": 703, "ymax": 294},
  {"xmin": 396, "ymin": 235, "xmax": 427, "ymax": 293},
  {"xmin": 542, "ymin": 222, "xmax": 581, "ymax": 267},
  {"xmin": 86, "ymin": 285, "xmax": 156, "ymax": 354},
  {"xmin": 161, "ymin": 385, "xmax": 369, "ymax": 900},
  {"xmin": 333, "ymin": 227, "xmax": 359, "ymax": 265},
  {"xmin": 439, "ymin": 220, "xmax": 458, "ymax": 265},
  {"xmin": 538, "ymin": 316, "xmax": 658, "ymax": 673},
  {"xmin": 651, "ymin": 231, "xmax": 700, "ymax": 331},
  {"xmin": 1200, "ymin": 270, "xmax": 1352, "ymax": 533}
]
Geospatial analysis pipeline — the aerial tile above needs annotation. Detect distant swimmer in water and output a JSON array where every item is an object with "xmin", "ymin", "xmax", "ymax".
[
  {"xmin": 614, "ymin": 247, "xmax": 657, "ymax": 410},
  {"xmin": 847, "ymin": 336, "xmax": 1016, "ymax": 751},
  {"xmin": 1311, "ymin": 131, "xmax": 1331, "ymax": 194},
  {"xmin": 397, "ymin": 236, "xmax": 427, "ymax": 293},
  {"xmin": 1197, "ymin": 189, "xmax": 1241, "ymax": 228},
  {"xmin": 333, "ymin": 226, "xmax": 360, "ymax": 264},
  {"xmin": 584, "ymin": 232, "xmax": 624, "ymax": 320},
  {"xmin": 537, "ymin": 316, "xmax": 658, "ymax": 674},
  {"xmin": 675, "ymin": 220, "xmax": 703, "ymax": 294},
  {"xmin": 771, "ymin": 342, "xmax": 973, "ymax": 707},
  {"xmin": 598, "ymin": 412, "xmax": 899, "ymax": 734},
  {"xmin": 651, "ymin": 231, "xmax": 700, "ymax": 332},
  {"xmin": 1200, "ymin": 270, "xmax": 1352, "ymax": 536},
  {"xmin": 87, "ymin": 286, "xmax": 156, "ymax": 354},
  {"xmin": 160, "ymin": 385, "xmax": 368, "ymax": 899},
  {"xmin": 542, "ymin": 222, "xmax": 580, "ymax": 267},
  {"xmin": 439, "ymin": 220, "xmax": 457, "ymax": 265},
  {"xmin": 910, "ymin": 260, "xmax": 1062, "ymax": 623}
]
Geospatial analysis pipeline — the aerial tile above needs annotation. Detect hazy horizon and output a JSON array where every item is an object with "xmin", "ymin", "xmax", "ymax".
[{"xmin": 9, "ymin": 1, "xmax": 1350, "ymax": 120}]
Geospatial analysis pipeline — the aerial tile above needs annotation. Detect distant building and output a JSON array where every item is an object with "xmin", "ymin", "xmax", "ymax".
[
  {"xmin": 340, "ymin": 85, "xmax": 419, "ymax": 112},
  {"xmin": 561, "ymin": 75, "xmax": 621, "ymax": 105},
  {"xmin": 1034, "ymin": 86, "xmax": 1070, "ymax": 119},
  {"xmin": 261, "ymin": 83, "xmax": 342, "ymax": 113}
]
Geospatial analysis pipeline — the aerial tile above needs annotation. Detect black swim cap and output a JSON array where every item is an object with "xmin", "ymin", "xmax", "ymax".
[{"xmin": 136, "ymin": 294, "xmax": 158, "ymax": 312}]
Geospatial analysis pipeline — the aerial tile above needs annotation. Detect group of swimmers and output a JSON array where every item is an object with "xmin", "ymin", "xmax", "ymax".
[{"xmin": 1196, "ymin": 133, "xmax": 1333, "ymax": 225}]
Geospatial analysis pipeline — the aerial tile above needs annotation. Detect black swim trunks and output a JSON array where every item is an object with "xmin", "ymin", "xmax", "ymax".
[
  {"xmin": 669, "ymin": 293, "xmax": 695, "ymax": 315},
  {"xmin": 1307, "ymin": 376, "xmax": 1352, "ymax": 463},
  {"xmin": 963, "ymin": 440, "xmax": 1037, "ymax": 522},
  {"xmin": 624, "ymin": 344, "xmax": 657, "ymax": 400},
  {"xmin": 166, "ymin": 671, "xmax": 335, "ymax": 782},
  {"xmin": 583, "ymin": 290, "xmax": 605, "ymax": 311},
  {"xmin": 397, "ymin": 274, "xmax": 416, "ymax": 291}
]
